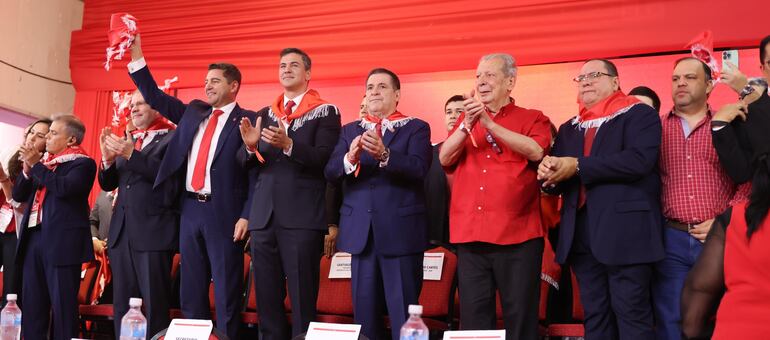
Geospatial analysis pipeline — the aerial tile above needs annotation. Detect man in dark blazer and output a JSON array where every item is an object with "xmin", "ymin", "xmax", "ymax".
[
  {"xmin": 128, "ymin": 35, "xmax": 254, "ymax": 339},
  {"xmin": 325, "ymin": 68, "xmax": 432, "ymax": 340},
  {"xmin": 538, "ymin": 59, "xmax": 663, "ymax": 340},
  {"xmin": 423, "ymin": 95, "xmax": 463, "ymax": 248},
  {"xmin": 238, "ymin": 48, "xmax": 341, "ymax": 340},
  {"xmin": 14, "ymin": 115, "xmax": 96, "ymax": 340},
  {"xmin": 98, "ymin": 90, "xmax": 179, "ymax": 338}
]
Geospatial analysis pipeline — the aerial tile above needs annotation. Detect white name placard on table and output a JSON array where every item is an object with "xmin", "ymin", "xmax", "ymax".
[
  {"xmin": 329, "ymin": 252, "xmax": 445, "ymax": 280},
  {"xmin": 164, "ymin": 319, "xmax": 214, "ymax": 340},
  {"xmin": 443, "ymin": 330, "xmax": 506, "ymax": 339},
  {"xmin": 306, "ymin": 321, "xmax": 361, "ymax": 340}
]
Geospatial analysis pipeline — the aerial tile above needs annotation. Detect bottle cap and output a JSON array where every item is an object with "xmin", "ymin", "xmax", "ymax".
[
  {"xmin": 129, "ymin": 297, "xmax": 143, "ymax": 307},
  {"xmin": 408, "ymin": 304, "xmax": 422, "ymax": 315},
  {"xmin": 6, "ymin": 294, "xmax": 16, "ymax": 301}
]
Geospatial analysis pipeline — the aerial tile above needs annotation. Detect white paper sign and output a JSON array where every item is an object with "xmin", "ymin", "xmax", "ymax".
[
  {"xmin": 306, "ymin": 321, "xmax": 361, "ymax": 340},
  {"xmin": 329, "ymin": 252, "xmax": 352, "ymax": 279},
  {"xmin": 422, "ymin": 252, "xmax": 445, "ymax": 281},
  {"xmin": 443, "ymin": 330, "xmax": 506, "ymax": 339},
  {"xmin": 164, "ymin": 319, "xmax": 214, "ymax": 340}
]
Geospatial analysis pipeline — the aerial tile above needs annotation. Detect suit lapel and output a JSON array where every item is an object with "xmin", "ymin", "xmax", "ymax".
[
  {"xmin": 382, "ymin": 123, "xmax": 403, "ymax": 148},
  {"xmin": 212, "ymin": 105, "xmax": 241, "ymax": 162}
]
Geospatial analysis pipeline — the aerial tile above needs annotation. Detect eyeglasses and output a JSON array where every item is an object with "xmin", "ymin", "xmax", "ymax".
[
  {"xmin": 573, "ymin": 71, "xmax": 615, "ymax": 83},
  {"xmin": 486, "ymin": 131, "xmax": 502, "ymax": 154}
]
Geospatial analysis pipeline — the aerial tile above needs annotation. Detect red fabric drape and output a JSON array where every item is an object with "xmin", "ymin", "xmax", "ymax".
[
  {"xmin": 73, "ymin": 90, "xmax": 113, "ymax": 204},
  {"xmin": 70, "ymin": 0, "xmax": 766, "ymax": 91}
]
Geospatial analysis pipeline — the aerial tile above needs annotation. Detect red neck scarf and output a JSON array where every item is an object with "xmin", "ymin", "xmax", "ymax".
[
  {"xmin": 270, "ymin": 89, "xmax": 328, "ymax": 123},
  {"xmin": 576, "ymin": 90, "xmax": 640, "ymax": 128},
  {"xmin": 362, "ymin": 111, "xmax": 409, "ymax": 135},
  {"xmin": 131, "ymin": 116, "xmax": 176, "ymax": 148},
  {"xmin": 131, "ymin": 116, "xmax": 176, "ymax": 136},
  {"xmin": 31, "ymin": 147, "xmax": 90, "ymax": 226}
]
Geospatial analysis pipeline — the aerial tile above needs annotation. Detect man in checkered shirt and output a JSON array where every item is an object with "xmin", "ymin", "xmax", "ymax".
[{"xmin": 653, "ymin": 57, "xmax": 745, "ymax": 340}]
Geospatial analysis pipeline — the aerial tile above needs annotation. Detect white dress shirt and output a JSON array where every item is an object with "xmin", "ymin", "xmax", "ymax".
[{"xmin": 128, "ymin": 57, "xmax": 236, "ymax": 194}]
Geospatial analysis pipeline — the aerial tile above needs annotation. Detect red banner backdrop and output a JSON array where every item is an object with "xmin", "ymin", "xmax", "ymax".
[{"xmin": 71, "ymin": 0, "xmax": 765, "ymax": 91}]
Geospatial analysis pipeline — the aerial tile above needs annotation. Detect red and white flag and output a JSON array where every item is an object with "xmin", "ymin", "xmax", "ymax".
[
  {"xmin": 104, "ymin": 13, "xmax": 139, "ymax": 71},
  {"xmin": 684, "ymin": 30, "xmax": 720, "ymax": 81}
]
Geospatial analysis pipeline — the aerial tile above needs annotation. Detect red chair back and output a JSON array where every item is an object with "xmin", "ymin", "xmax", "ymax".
[
  {"xmin": 78, "ymin": 260, "xmax": 101, "ymax": 305},
  {"xmin": 418, "ymin": 247, "xmax": 457, "ymax": 317},
  {"xmin": 316, "ymin": 254, "xmax": 353, "ymax": 315}
]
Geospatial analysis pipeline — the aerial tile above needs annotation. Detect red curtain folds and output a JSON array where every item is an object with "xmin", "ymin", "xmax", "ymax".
[{"xmin": 70, "ymin": 0, "xmax": 766, "ymax": 91}]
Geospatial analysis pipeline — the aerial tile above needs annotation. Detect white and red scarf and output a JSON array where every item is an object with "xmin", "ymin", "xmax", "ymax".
[
  {"xmin": 130, "ymin": 117, "xmax": 176, "ymax": 150},
  {"xmin": 29, "ymin": 147, "xmax": 90, "ymax": 227}
]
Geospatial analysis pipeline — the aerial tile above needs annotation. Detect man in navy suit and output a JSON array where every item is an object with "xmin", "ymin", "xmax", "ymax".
[
  {"xmin": 128, "ymin": 35, "xmax": 254, "ymax": 339},
  {"xmin": 325, "ymin": 68, "xmax": 432, "ymax": 340},
  {"xmin": 537, "ymin": 59, "xmax": 663, "ymax": 340},
  {"xmin": 98, "ymin": 90, "xmax": 179, "ymax": 338},
  {"xmin": 238, "ymin": 48, "xmax": 341, "ymax": 339},
  {"xmin": 14, "ymin": 115, "xmax": 96, "ymax": 340}
]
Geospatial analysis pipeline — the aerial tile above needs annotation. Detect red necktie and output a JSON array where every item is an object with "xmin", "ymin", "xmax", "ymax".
[
  {"xmin": 578, "ymin": 127, "xmax": 597, "ymax": 209},
  {"xmin": 191, "ymin": 109, "xmax": 224, "ymax": 191},
  {"xmin": 134, "ymin": 135, "xmax": 144, "ymax": 151},
  {"xmin": 285, "ymin": 100, "xmax": 295, "ymax": 115}
]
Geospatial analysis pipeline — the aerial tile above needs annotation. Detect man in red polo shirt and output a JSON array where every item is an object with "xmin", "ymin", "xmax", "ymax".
[{"xmin": 439, "ymin": 53, "xmax": 552, "ymax": 340}]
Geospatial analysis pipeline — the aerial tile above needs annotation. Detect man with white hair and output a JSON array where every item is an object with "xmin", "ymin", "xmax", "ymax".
[{"xmin": 439, "ymin": 53, "xmax": 552, "ymax": 339}]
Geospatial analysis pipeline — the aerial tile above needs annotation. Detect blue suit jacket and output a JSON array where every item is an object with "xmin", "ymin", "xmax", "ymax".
[
  {"xmin": 130, "ymin": 66, "xmax": 256, "ymax": 237},
  {"xmin": 13, "ymin": 157, "xmax": 96, "ymax": 266},
  {"xmin": 547, "ymin": 103, "xmax": 665, "ymax": 265},
  {"xmin": 98, "ymin": 131, "xmax": 179, "ymax": 251},
  {"xmin": 325, "ymin": 118, "xmax": 432, "ymax": 256},
  {"xmin": 241, "ymin": 103, "xmax": 341, "ymax": 231}
]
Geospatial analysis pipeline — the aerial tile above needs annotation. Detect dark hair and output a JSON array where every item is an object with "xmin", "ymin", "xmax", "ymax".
[
  {"xmin": 8, "ymin": 118, "xmax": 52, "ymax": 182},
  {"xmin": 7, "ymin": 151, "xmax": 22, "ymax": 183},
  {"xmin": 208, "ymin": 63, "xmax": 242, "ymax": 85},
  {"xmin": 26, "ymin": 118, "xmax": 53, "ymax": 135},
  {"xmin": 280, "ymin": 48, "xmax": 312, "ymax": 71},
  {"xmin": 585, "ymin": 58, "xmax": 619, "ymax": 77},
  {"xmin": 366, "ymin": 68, "xmax": 401, "ymax": 90},
  {"xmin": 444, "ymin": 95, "xmax": 464, "ymax": 109},
  {"xmin": 52, "ymin": 114, "xmax": 86, "ymax": 145},
  {"xmin": 673, "ymin": 57, "xmax": 713, "ymax": 81},
  {"xmin": 746, "ymin": 155, "xmax": 770, "ymax": 239},
  {"xmin": 760, "ymin": 35, "xmax": 770, "ymax": 64},
  {"xmin": 628, "ymin": 86, "xmax": 661, "ymax": 113}
]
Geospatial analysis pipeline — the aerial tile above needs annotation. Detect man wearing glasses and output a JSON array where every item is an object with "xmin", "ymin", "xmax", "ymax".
[
  {"xmin": 537, "ymin": 59, "xmax": 663, "ymax": 339},
  {"xmin": 439, "ymin": 53, "xmax": 552, "ymax": 340}
]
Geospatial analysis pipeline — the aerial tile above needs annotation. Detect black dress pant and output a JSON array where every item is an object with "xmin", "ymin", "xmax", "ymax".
[{"xmin": 457, "ymin": 238, "xmax": 544, "ymax": 340}]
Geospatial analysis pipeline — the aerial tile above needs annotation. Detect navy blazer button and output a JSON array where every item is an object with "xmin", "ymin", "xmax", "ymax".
[
  {"xmin": 367, "ymin": 209, "xmax": 372, "ymax": 213},
  {"xmin": 126, "ymin": 185, "xmax": 130, "ymax": 189}
]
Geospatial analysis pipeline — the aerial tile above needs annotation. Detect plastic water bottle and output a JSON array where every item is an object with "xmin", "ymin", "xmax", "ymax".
[
  {"xmin": 120, "ymin": 297, "xmax": 147, "ymax": 340},
  {"xmin": 399, "ymin": 304, "xmax": 428, "ymax": 340},
  {"xmin": 0, "ymin": 294, "xmax": 21, "ymax": 340}
]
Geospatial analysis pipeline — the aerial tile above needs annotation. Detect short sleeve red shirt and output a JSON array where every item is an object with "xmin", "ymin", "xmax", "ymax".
[{"xmin": 447, "ymin": 100, "xmax": 552, "ymax": 245}]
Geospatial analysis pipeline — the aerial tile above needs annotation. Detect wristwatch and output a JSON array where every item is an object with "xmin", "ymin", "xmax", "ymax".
[
  {"xmin": 379, "ymin": 148, "xmax": 390, "ymax": 163},
  {"xmin": 739, "ymin": 84, "xmax": 755, "ymax": 100},
  {"xmin": 458, "ymin": 122, "xmax": 471, "ymax": 135}
]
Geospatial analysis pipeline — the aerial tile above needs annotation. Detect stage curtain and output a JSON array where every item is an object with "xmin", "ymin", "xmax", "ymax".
[
  {"xmin": 70, "ymin": 0, "xmax": 766, "ymax": 92},
  {"xmin": 73, "ymin": 90, "xmax": 114, "ymax": 203}
]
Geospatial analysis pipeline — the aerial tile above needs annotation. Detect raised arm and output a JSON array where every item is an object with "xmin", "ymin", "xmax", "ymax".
[{"xmin": 127, "ymin": 34, "xmax": 187, "ymax": 123}]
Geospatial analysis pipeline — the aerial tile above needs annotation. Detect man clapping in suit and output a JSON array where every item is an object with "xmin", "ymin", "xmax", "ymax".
[
  {"xmin": 98, "ymin": 90, "xmax": 179, "ymax": 338},
  {"xmin": 127, "ymin": 34, "xmax": 255, "ymax": 339}
]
